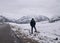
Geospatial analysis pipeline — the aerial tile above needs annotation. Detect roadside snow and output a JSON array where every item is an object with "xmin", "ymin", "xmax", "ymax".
[{"xmin": 9, "ymin": 21, "xmax": 60, "ymax": 43}]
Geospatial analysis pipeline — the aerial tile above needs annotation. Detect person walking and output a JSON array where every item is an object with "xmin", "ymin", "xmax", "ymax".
[{"xmin": 30, "ymin": 18, "xmax": 37, "ymax": 34}]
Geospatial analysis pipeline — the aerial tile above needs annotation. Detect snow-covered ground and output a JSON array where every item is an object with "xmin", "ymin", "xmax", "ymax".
[{"xmin": 9, "ymin": 21, "xmax": 60, "ymax": 43}]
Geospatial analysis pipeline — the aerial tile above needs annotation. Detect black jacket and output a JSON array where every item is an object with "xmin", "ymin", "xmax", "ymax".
[{"xmin": 30, "ymin": 18, "xmax": 36, "ymax": 27}]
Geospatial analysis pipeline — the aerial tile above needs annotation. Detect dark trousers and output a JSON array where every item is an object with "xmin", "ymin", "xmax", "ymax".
[{"xmin": 31, "ymin": 26, "xmax": 37, "ymax": 34}]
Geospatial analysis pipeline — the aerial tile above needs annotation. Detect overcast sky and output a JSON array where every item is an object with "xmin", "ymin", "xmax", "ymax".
[{"xmin": 0, "ymin": 0, "xmax": 60, "ymax": 18}]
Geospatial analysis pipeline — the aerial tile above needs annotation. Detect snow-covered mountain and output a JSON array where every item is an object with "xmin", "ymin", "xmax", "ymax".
[
  {"xmin": 49, "ymin": 15, "xmax": 60, "ymax": 23},
  {"xmin": 0, "ymin": 15, "xmax": 8, "ymax": 22},
  {"xmin": 16, "ymin": 15, "xmax": 49, "ymax": 24},
  {"xmin": 0, "ymin": 15, "xmax": 60, "ymax": 24},
  {"xmin": 0, "ymin": 15, "xmax": 16, "ymax": 23},
  {"xmin": 6, "ymin": 18, "xmax": 16, "ymax": 23}
]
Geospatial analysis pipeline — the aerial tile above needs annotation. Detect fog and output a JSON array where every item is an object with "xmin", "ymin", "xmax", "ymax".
[{"xmin": 0, "ymin": 0, "xmax": 60, "ymax": 18}]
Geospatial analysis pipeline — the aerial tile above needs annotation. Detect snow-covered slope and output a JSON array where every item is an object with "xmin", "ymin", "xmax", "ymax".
[
  {"xmin": 0, "ymin": 15, "xmax": 16, "ymax": 23},
  {"xmin": 16, "ymin": 15, "xmax": 49, "ymax": 24},
  {"xmin": 9, "ymin": 21, "xmax": 60, "ymax": 43},
  {"xmin": 0, "ymin": 15, "xmax": 49, "ymax": 23},
  {"xmin": 0, "ymin": 15, "xmax": 8, "ymax": 22},
  {"xmin": 0, "ymin": 15, "xmax": 60, "ymax": 24},
  {"xmin": 49, "ymin": 15, "xmax": 60, "ymax": 23}
]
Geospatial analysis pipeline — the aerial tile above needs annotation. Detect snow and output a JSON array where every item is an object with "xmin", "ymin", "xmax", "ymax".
[
  {"xmin": 9, "ymin": 21, "xmax": 60, "ymax": 43},
  {"xmin": 0, "ymin": 15, "xmax": 49, "ymax": 24},
  {"xmin": 0, "ymin": 0, "xmax": 60, "ymax": 42}
]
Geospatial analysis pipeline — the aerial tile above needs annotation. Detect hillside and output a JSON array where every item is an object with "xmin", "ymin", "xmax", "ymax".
[{"xmin": 9, "ymin": 20, "xmax": 60, "ymax": 43}]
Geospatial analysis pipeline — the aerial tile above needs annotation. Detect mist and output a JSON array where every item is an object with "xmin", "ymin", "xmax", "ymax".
[{"xmin": 0, "ymin": 0, "xmax": 60, "ymax": 18}]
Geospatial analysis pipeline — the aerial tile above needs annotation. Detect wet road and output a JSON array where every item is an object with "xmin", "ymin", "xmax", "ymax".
[{"xmin": 0, "ymin": 24, "xmax": 22, "ymax": 43}]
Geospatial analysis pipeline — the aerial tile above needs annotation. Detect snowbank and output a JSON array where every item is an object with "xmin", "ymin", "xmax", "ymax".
[{"xmin": 9, "ymin": 21, "xmax": 60, "ymax": 43}]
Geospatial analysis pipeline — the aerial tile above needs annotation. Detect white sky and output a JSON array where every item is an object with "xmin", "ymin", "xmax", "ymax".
[{"xmin": 0, "ymin": 0, "xmax": 60, "ymax": 19}]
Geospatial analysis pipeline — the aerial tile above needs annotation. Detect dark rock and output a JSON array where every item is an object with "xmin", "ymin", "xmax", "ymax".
[{"xmin": 54, "ymin": 37, "xmax": 58, "ymax": 40}]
